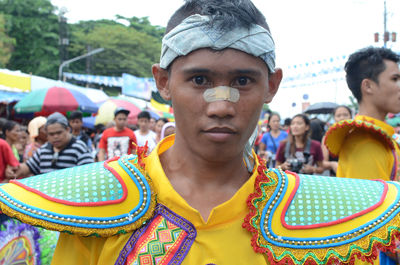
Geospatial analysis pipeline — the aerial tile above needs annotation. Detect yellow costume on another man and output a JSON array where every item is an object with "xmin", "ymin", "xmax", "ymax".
[
  {"xmin": 325, "ymin": 115, "xmax": 400, "ymax": 181},
  {"xmin": 1, "ymin": 135, "xmax": 400, "ymax": 265}
]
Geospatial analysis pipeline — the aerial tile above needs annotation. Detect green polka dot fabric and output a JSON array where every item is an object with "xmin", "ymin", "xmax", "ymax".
[
  {"xmin": 284, "ymin": 175, "xmax": 384, "ymax": 226},
  {"xmin": 18, "ymin": 162, "xmax": 124, "ymax": 203}
]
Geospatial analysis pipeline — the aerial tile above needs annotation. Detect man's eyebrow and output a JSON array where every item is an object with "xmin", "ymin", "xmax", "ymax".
[
  {"xmin": 229, "ymin": 69, "xmax": 262, "ymax": 77},
  {"xmin": 181, "ymin": 68, "xmax": 263, "ymax": 76},
  {"xmin": 182, "ymin": 68, "xmax": 211, "ymax": 75}
]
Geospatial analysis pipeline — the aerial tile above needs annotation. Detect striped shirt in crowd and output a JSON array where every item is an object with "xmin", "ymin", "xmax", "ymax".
[{"xmin": 26, "ymin": 137, "xmax": 94, "ymax": 175}]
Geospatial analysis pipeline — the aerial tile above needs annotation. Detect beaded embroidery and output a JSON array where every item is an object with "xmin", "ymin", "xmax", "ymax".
[
  {"xmin": 243, "ymin": 162, "xmax": 400, "ymax": 265},
  {"xmin": 115, "ymin": 204, "xmax": 196, "ymax": 265}
]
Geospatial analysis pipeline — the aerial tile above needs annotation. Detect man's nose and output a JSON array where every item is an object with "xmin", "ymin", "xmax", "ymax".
[{"xmin": 205, "ymin": 100, "xmax": 236, "ymax": 119}]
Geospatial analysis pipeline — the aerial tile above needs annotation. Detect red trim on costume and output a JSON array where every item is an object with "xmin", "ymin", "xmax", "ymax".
[
  {"xmin": 10, "ymin": 157, "xmax": 129, "ymax": 206},
  {"xmin": 280, "ymin": 178, "xmax": 388, "ymax": 229}
]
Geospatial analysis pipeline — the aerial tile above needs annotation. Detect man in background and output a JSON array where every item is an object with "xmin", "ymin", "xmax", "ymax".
[
  {"xmin": 134, "ymin": 110, "xmax": 157, "ymax": 152},
  {"xmin": 325, "ymin": 47, "xmax": 400, "ymax": 181},
  {"xmin": 98, "ymin": 107, "xmax": 137, "ymax": 161},
  {"xmin": 11, "ymin": 112, "xmax": 93, "ymax": 177},
  {"xmin": 68, "ymin": 111, "xmax": 92, "ymax": 152}
]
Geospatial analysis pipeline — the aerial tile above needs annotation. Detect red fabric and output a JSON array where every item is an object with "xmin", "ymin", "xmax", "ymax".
[
  {"xmin": 99, "ymin": 127, "xmax": 137, "ymax": 158},
  {"xmin": 0, "ymin": 139, "xmax": 19, "ymax": 182}
]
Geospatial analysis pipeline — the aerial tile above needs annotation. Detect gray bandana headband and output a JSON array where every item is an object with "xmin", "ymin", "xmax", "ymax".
[{"xmin": 160, "ymin": 14, "xmax": 276, "ymax": 73}]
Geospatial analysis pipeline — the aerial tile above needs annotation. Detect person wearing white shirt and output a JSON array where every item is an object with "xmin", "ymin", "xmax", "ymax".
[{"xmin": 134, "ymin": 111, "xmax": 157, "ymax": 152}]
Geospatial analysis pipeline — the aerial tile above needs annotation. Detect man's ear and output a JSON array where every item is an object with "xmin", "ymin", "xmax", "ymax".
[
  {"xmin": 361, "ymin": 78, "xmax": 375, "ymax": 96},
  {"xmin": 152, "ymin": 64, "xmax": 171, "ymax": 101},
  {"xmin": 264, "ymin": 68, "xmax": 282, "ymax": 103}
]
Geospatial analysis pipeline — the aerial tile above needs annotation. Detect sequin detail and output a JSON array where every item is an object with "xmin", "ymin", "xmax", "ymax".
[
  {"xmin": 17, "ymin": 162, "xmax": 123, "ymax": 203},
  {"xmin": 285, "ymin": 175, "xmax": 384, "ymax": 226}
]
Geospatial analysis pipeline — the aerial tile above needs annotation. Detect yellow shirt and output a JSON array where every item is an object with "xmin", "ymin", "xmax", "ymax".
[
  {"xmin": 51, "ymin": 136, "xmax": 378, "ymax": 265},
  {"xmin": 326, "ymin": 115, "xmax": 400, "ymax": 181}
]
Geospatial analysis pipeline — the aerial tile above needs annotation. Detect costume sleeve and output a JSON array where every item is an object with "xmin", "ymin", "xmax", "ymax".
[
  {"xmin": 337, "ymin": 131, "xmax": 393, "ymax": 180},
  {"xmin": 276, "ymin": 141, "xmax": 286, "ymax": 163},
  {"xmin": 51, "ymin": 234, "xmax": 108, "ymax": 265}
]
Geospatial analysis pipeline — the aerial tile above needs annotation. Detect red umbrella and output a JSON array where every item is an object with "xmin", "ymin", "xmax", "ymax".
[{"xmin": 14, "ymin": 86, "xmax": 98, "ymax": 116}]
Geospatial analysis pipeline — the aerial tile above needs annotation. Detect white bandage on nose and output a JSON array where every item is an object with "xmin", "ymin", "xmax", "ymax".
[{"xmin": 203, "ymin": 86, "xmax": 240, "ymax": 103}]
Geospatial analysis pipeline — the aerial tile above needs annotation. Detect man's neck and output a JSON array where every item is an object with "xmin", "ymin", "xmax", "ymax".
[
  {"xmin": 139, "ymin": 129, "xmax": 149, "ymax": 135},
  {"xmin": 53, "ymin": 135, "xmax": 72, "ymax": 153},
  {"xmin": 114, "ymin": 126, "xmax": 125, "ymax": 132},
  {"xmin": 358, "ymin": 102, "xmax": 387, "ymax": 121},
  {"xmin": 72, "ymin": 129, "xmax": 80, "ymax": 136}
]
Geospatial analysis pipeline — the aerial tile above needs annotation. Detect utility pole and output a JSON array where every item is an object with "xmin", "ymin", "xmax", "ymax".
[
  {"xmin": 383, "ymin": 0, "xmax": 387, "ymax": 47},
  {"xmin": 374, "ymin": 0, "xmax": 396, "ymax": 47},
  {"xmin": 58, "ymin": 48, "xmax": 105, "ymax": 80}
]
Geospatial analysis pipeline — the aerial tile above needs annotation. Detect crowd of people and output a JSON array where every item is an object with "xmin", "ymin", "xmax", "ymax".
[
  {"xmin": 255, "ymin": 105, "xmax": 353, "ymax": 176},
  {"xmin": 0, "ymin": 108, "xmax": 176, "ymax": 182}
]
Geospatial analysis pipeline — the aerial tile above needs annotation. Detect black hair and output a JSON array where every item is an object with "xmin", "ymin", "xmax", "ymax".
[
  {"xmin": 138, "ymin": 111, "xmax": 151, "ymax": 120},
  {"xmin": 283, "ymin": 118, "xmax": 291, "ymax": 126},
  {"xmin": 69, "ymin": 111, "xmax": 83, "ymax": 121},
  {"xmin": 268, "ymin": 112, "xmax": 280, "ymax": 123},
  {"xmin": 333, "ymin": 105, "xmax": 352, "ymax": 118},
  {"xmin": 157, "ymin": 118, "xmax": 169, "ymax": 124},
  {"xmin": 3, "ymin": 120, "xmax": 18, "ymax": 138},
  {"xmin": 285, "ymin": 114, "xmax": 311, "ymax": 156},
  {"xmin": 267, "ymin": 112, "xmax": 280, "ymax": 130},
  {"xmin": 345, "ymin": 46, "xmax": 400, "ymax": 103},
  {"xmin": 310, "ymin": 118, "xmax": 325, "ymax": 142},
  {"xmin": 166, "ymin": 0, "xmax": 270, "ymax": 34}
]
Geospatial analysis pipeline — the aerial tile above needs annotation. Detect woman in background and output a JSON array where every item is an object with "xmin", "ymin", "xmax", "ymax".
[
  {"xmin": 276, "ymin": 114, "xmax": 324, "ymax": 174},
  {"xmin": 3, "ymin": 120, "xmax": 21, "ymax": 161},
  {"xmin": 258, "ymin": 112, "xmax": 288, "ymax": 167}
]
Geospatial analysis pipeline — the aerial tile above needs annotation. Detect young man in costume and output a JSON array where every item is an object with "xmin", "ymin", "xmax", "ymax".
[
  {"xmin": 325, "ymin": 47, "xmax": 400, "ymax": 181},
  {"xmin": 1, "ymin": 1, "xmax": 400, "ymax": 265}
]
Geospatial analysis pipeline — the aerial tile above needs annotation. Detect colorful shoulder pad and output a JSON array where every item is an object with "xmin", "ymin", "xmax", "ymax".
[
  {"xmin": 0, "ymin": 155, "xmax": 156, "ymax": 237},
  {"xmin": 325, "ymin": 119, "xmax": 395, "ymax": 156},
  {"xmin": 244, "ymin": 168, "xmax": 400, "ymax": 265}
]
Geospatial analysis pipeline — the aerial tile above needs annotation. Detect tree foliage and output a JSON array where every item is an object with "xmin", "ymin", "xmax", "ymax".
[
  {"xmin": 0, "ymin": 0, "xmax": 59, "ymax": 78},
  {"xmin": 0, "ymin": 14, "xmax": 15, "ymax": 67},
  {"xmin": 66, "ymin": 18, "xmax": 163, "ymax": 77},
  {"xmin": 0, "ymin": 0, "xmax": 164, "ymax": 80}
]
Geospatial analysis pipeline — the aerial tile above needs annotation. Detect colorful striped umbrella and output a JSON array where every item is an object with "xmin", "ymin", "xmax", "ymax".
[
  {"xmin": 95, "ymin": 98, "xmax": 141, "ymax": 125},
  {"xmin": 14, "ymin": 86, "xmax": 98, "ymax": 116}
]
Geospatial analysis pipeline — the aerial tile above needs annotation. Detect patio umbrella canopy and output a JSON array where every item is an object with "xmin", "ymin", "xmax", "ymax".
[
  {"xmin": 95, "ymin": 98, "xmax": 141, "ymax": 125},
  {"xmin": 304, "ymin": 102, "xmax": 339, "ymax": 114},
  {"xmin": 14, "ymin": 86, "xmax": 98, "ymax": 116}
]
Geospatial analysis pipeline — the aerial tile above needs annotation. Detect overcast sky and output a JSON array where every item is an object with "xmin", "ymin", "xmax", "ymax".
[{"xmin": 51, "ymin": 0, "xmax": 400, "ymax": 117}]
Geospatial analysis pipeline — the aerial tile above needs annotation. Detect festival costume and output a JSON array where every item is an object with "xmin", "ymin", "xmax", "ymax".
[
  {"xmin": 325, "ymin": 115, "xmax": 400, "ymax": 181},
  {"xmin": 1, "ymin": 135, "xmax": 400, "ymax": 264}
]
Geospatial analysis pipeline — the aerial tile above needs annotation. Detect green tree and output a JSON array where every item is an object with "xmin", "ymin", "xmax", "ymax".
[
  {"xmin": 116, "ymin": 16, "xmax": 165, "ymax": 39},
  {"xmin": 0, "ymin": 13, "xmax": 15, "ymax": 67},
  {"xmin": 66, "ymin": 20, "xmax": 162, "ymax": 77},
  {"xmin": 0, "ymin": 0, "xmax": 59, "ymax": 78}
]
